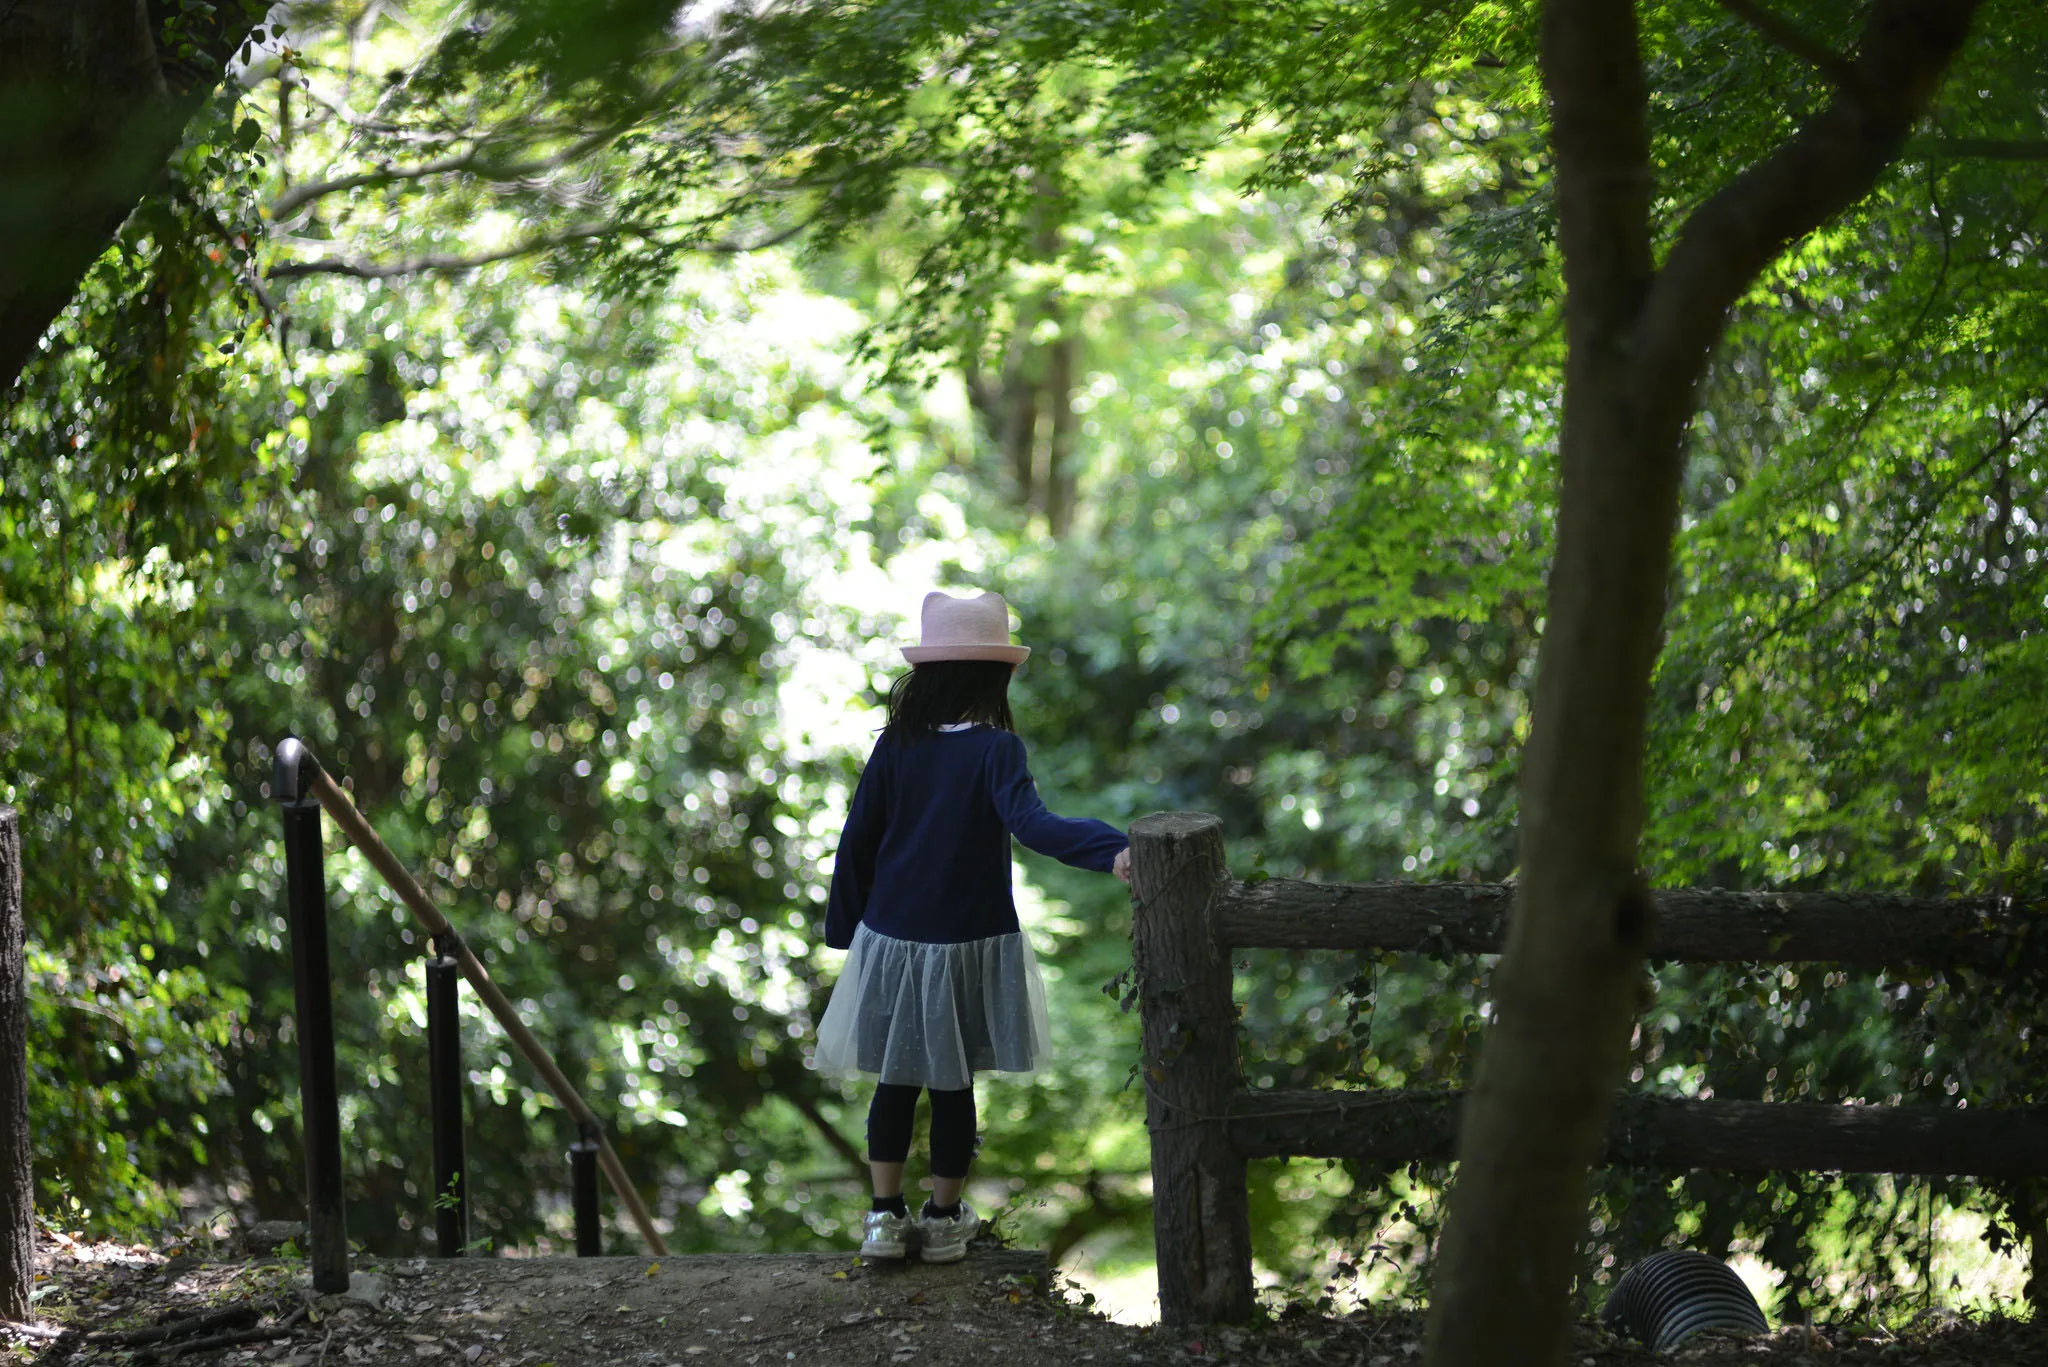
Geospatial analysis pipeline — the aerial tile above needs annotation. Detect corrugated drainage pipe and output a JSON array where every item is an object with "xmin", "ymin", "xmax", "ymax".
[{"xmin": 1601, "ymin": 1249, "xmax": 1769, "ymax": 1352}]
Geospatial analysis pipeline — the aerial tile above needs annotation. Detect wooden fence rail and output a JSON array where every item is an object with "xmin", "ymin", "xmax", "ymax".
[
  {"xmin": 1127, "ymin": 811, "xmax": 2048, "ymax": 1326},
  {"xmin": 1227, "ymin": 1090, "xmax": 2048, "ymax": 1176},
  {"xmin": 1221, "ymin": 877, "xmax": 2029, "ymax": 967}
]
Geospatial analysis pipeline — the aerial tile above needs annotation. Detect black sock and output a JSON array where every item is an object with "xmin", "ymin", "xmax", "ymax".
[
  {"xmin": 922, "ymin": 1199, "xmax": 961, "ymax": 1220},
  {"xmin": 871, "ymin": 1195, "xmax": 908, "ymax": 1217}
]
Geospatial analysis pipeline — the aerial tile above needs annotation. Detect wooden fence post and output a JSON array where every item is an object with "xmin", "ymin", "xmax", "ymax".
[
  {"xmin": 0, "ymin": 807, "xmax": 29, "ymax": 1322},
  {"xmin": 1130, "ymin": 812, "xmax": 1253, "ymax": 1324}
]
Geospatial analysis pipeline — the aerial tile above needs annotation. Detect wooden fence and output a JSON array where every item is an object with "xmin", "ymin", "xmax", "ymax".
[{"xmin": 1126, "ymin": 812, "xmax": 2048, "ymax": 1325}]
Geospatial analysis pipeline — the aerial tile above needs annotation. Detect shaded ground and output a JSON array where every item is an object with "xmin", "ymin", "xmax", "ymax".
[{"xmin": 8, "ymin": 1231, "xmax": 2043, "ymax": 1366}]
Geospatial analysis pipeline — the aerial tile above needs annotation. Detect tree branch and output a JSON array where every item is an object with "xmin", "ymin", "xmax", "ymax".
[
  {"xmin": 267, "ymin": 69, "xmax": 693, "ymax": 221},
  {"xmin": 265, "ymin": 223, "xmax": 646, "ymax": 280},
  {"xmin": 278, "ymin": 73, "xmax": 470, "ymax": 145},
  {"xmin": 1712, "ymin": 0, "xmax": 1858, "ymax": 86},
  {"xmin": 266, "ymin": 149, "xmax": 485, "ymax": 220},
  {"xmin": 1637, "ymin": 0, "xmax": 1985, "ymax": 393},
  {"xmin": 266, "ymin": 213, "xmax": 813, "ymax": 281},
  {"xmin": 698, "ymin": 217, "xmax": 814, "ymax": 255},
  {"xmin": 268, "ymin": 130, "xmax": 619, "ymax": 220}
]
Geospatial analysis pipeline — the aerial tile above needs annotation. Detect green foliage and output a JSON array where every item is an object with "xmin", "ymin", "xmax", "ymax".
[
  {"xmin": 3, "ymin": 154, "xmax": 918, "ymax": 1245},
  {"xmin": 0, "ymin": 108, "xmax": 278, "ymax": 1223},
  {"xmin": 7, "ymin": 0, "xmax": 2048, "ymax": 1325},
  {"xmin": 192, "ymin": 257, "xmax": 943, "ymax": 1252}
]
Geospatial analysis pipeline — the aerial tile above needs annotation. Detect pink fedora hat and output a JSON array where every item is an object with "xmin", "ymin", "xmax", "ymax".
[{"xmin": 901, "ymin": 590, "xmax": 1031, "ymax": 665}]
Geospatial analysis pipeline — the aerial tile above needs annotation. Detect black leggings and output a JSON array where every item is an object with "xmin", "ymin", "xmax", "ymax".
[{"xmin": 867, "ymin": 1083, "xmax": 977, "ymax": 1179}]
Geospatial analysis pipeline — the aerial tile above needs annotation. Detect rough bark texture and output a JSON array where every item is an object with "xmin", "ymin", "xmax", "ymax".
[
  {"xmin": 1228, "ymin": 1088, "xmax": 2048, "ymax": 1179},
  {"xmin": 1218, "ymin": 877, "xmax": 2031, "ymax": 969},
  {"xmin": 0, "ymin": 807, "xmax": 28, "ymax": 1322},
  {"xmin": 0, "ymin": 0, "xmax": 266, "ymax": 396},
  {"xmin": 1129, "ymin": 812, "xmax": 1253, "ymax": 1325},
  {"xmin": 1422, "ymin": 5, "xmax": 1984, "ymax": 1364}
]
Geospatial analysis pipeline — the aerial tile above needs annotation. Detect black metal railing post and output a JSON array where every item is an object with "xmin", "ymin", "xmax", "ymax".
[
  {"xmin": 570, "ymin": 1138, "xmax": 601, "ymax": 1256},
  {"xmin": 426, "ymin": 938, "xmax": 468, "ymax": 1255},
  {"xmin": 274, "ymin": 737, "xmax": 349, "ymax": 1293}
]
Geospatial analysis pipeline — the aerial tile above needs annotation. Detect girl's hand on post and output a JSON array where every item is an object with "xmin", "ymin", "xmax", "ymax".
[{"xmin": 1113, "ymin": 848, "xmax": 1132, "ymax": 885}]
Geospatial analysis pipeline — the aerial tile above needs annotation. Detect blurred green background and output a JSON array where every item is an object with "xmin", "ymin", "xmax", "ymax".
[{"xmin": 3, "ymin": 0, "xmax": 2045, "ymax": 1326}]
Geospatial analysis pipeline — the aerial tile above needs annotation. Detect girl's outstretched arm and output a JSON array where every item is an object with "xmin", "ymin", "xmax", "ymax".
[{"xmin": 987, "ymin": 731, "xmax": 1128, "ymax": 873}]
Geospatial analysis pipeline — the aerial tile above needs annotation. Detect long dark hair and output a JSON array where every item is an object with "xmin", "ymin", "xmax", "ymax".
[{"xmin": 882, "ymin": 660, "xmax": 1016, "ymax": 740}]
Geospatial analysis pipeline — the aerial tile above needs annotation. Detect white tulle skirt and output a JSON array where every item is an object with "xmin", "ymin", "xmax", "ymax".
[{"xmin": 813, "ymin": 923, "xmax": 1051, "ymax": 1091}]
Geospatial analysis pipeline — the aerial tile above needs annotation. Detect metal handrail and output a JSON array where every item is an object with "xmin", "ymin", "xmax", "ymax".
[{"xmin": 274, "ymin": 737, "xmax": 669, "ymax": 1260}]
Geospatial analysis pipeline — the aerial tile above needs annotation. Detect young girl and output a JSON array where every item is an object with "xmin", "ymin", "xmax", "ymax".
[{"xmin": 814, "ymin": 590, "xmax": 1132, "ymax": 1262}]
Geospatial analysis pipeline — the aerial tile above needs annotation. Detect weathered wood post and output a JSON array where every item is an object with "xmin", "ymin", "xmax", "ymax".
[
  {"xmin": 1129, "ymin": 812, "xmax": 1253, "ymax": 1324},
  {"xmin": 0, "ymin": 807, "xmax": 30, "ymax": 1322}
]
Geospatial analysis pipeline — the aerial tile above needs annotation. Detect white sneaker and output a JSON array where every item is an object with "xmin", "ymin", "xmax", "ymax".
[
  {"xmin": 915, "ymin": 1202, "xmax": 980, "ymax": 1263},
  {"xmin": 860, "ymin": 1208, "xmax": 915, "ymax": 1260}
]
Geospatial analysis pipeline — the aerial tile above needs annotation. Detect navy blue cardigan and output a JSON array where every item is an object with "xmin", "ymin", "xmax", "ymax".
[{"xmin": 823, "ymin": 725, "xmax": 1128, "ymax": 949}]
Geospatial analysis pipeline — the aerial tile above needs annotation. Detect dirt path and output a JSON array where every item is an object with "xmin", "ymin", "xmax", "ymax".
[{"xmin": 10, "ymin": 1232, "xmax": 2044, "ymax": 1366}]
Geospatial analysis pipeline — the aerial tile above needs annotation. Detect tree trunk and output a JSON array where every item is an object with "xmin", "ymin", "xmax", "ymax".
[
  {"xmin": 1423, "ymin": 4, "xmax": 1984, "ymax": 1364},
  {"xmin": 1001, "ymin": 337, "xmax": 1043, "ymax": 511},
  {"xmin": 0, "ymin": 807, "xmax": 29, "ymax": 1322},
  {"xmin": 1044, "ymin": 325, "xmax": 1078, "ymax": 538},
  {"xmin": 1425, "ymin": 258, "xmax": 1681, "ymax": 1367},
  {"xmin": 0, "ymin": 0, "xmax": 267, "ymax": 396}
]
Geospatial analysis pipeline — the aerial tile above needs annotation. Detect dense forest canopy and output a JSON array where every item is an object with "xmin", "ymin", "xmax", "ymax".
[{"xmin": 1, "ymin": 0, "xmax": 2044, "ymax": 1347}]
